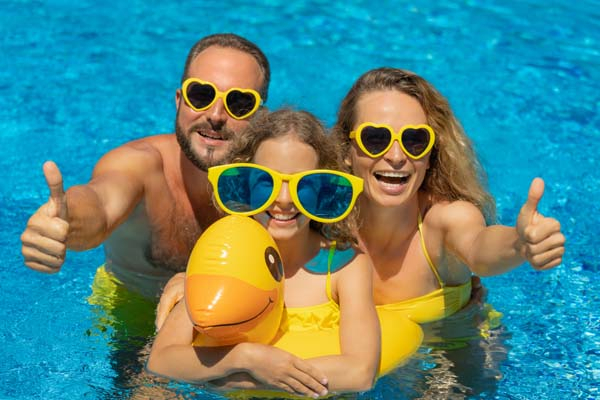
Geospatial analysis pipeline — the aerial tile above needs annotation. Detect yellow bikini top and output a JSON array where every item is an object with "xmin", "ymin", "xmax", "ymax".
[
  {"xmin": 376, "ymin": 213, "xmax": 472, "ymax": 324},
  {"xmin": 281, "ymin": 243, "xmax": 341, "ymax": 332}
]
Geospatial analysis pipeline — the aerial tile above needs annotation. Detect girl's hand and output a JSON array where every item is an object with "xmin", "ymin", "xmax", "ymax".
[{"xmin": 240, "ymin": 342, "xmax": 329, "ymax": 398}]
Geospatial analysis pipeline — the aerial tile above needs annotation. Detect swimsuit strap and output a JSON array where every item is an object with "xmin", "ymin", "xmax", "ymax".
[
  {"xmin": 417, "ymin": 211, "xmax": 445, "ymax": 288},
  {"xmin": 325, "ymin": 241, "xmax": 336, "ymax": 302}
]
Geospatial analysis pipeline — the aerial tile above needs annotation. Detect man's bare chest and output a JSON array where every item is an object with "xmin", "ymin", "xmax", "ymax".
[{"xmin": 147, "ymin": 205, "xmax": 207, "ymax": 272}]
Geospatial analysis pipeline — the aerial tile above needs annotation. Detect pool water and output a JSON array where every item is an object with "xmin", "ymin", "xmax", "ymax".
[{"xmin": 1, "ymin": 1, "xmax": 599, "ymax": 399}]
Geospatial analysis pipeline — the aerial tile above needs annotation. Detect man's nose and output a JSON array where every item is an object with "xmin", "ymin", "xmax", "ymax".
[{"xmin": 207, "ymin": 97, "xmax": 229, "ymax": 125}]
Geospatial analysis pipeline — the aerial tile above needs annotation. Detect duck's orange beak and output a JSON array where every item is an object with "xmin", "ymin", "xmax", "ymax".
[{"xmin": 185, "ymin": 274, "xmax": 279, "ymax": 342}]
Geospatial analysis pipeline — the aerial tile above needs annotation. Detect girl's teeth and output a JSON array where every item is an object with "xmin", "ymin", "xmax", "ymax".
[{"xmin": 270, "ymin": 213, "xmax": 296, "ymax": 221}]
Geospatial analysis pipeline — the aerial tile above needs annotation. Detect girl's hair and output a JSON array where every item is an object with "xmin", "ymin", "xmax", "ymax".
[
  {"xmin": 331, "ymin": 67, "xmax": 496, "ymax": 222},
  {"xmin": 227, "ymin": 108, "xmax": 359, "ymax": 246}
]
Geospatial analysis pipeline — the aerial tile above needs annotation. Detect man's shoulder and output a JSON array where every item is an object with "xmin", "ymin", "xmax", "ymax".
[
  {"xmin": 123, "ymin": 133, "xmax": 177, "ymax": 153},
  {"xmin": 112, "ymin": 133, "xmax": 178, "ymax": 159},
  {"xmin": 95, "ymin": 133, "xmax": 177, "ymax": 174}
]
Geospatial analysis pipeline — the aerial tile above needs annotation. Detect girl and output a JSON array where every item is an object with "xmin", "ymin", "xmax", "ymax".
[{"xmin": 147, "ymin": 109, "xmax": 380, "ymax": 398}]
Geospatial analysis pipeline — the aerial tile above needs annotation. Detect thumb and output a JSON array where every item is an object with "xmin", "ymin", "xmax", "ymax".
[
  {"xmin": 43, "ymin": 161, "xmax": 68, "ymax": 220},
  {"xmin": 520, "ymin": 177, "xmax": 544, "ymax": 225}
]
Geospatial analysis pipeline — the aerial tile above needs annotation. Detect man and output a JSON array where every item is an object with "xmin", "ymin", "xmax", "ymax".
[
  {"xmin": 20, "ymin": 37, "xmax": 332, "ymax": 396},
  {"xmin": 20, "ymin": 33, "xmax": 270, "ymax": 300}
]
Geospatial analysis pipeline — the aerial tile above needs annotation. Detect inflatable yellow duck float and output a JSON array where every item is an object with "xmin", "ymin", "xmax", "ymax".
[{"xmin": 186, "ymin": 215, "xmax": 423, "ymax": 380}]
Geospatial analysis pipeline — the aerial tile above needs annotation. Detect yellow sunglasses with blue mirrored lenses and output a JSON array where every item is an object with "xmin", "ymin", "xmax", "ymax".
[{"xmin": 208, "ymin": 163, "xmax": 363, "ymax": 224}]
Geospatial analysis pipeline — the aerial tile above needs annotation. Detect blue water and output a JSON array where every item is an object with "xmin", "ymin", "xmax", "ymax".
[{"xmin": 1, "ymin": 0, "xmax": 599, "ymax": 399}]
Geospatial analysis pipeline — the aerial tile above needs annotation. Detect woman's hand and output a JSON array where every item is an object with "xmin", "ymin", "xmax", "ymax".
[
  {"xmin": 155, "ymin": 272, "xmax": 186, "ymax": 331},
  {"xmin": 516, "ymin": 178, "xmax": 566, "ymax": 270}
]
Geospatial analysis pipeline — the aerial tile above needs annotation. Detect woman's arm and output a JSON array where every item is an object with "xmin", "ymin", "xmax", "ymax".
[
  {"xmin": 441, "ymin": 178, "xmax": 565, "ymax": 276},
  {"xmin": 307, "ymin": 252, "xmax": 380, "ymax": 392}
]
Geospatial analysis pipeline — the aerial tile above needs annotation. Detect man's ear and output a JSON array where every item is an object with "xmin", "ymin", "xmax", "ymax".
[{"xmin": 175, "ymin": 89, "xmax": 182, "ymax": 110}]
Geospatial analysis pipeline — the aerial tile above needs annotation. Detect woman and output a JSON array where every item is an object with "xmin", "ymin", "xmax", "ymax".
[
  {"xmin": 147, "ymin": 110, "xmax": 380, "ymax": 398},
  {"xmin": 331, "ymin": 67, "xmax": 565, "ymax": 322}
]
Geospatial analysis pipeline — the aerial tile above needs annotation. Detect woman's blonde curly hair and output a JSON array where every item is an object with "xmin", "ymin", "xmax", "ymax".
[{"xmin": 331, "ymin": 68, "xmax": 496, "ymax": 222}]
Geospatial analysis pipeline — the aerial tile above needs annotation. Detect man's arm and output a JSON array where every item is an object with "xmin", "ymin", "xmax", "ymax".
[{"xmin": 21, "ymin": 142, "xmax": 157, "ymax": 272}]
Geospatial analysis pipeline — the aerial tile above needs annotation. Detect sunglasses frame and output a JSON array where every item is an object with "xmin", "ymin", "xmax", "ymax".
[
  {"xmin": 208, "ymin": 163, "xmax": 364, "ymax": 223},
  {"xmin": 349, "ymin": 122, "xmax": 436, "ymax": 159},
  {"xmin": 181, "ymin": 78, "xmax": 262, "ymax": 120}
]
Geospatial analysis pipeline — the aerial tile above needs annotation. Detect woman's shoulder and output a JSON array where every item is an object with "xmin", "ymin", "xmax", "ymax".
[{"xmin": 425, "ymin": 199, "xmax": 485, "ymax": 230}]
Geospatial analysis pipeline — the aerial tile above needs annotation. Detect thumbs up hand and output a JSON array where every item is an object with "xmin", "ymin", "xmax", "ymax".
[
  {"xmin": 21, "ymin": 161, "xmax": 70, "ymax": 273},
  {"xmin": 516, "ymin": 178, "xmax": 565, "ymax": 271},
  {"xmin": 43, "ymin": 160, "xmax": 69, "ymax": 221}
]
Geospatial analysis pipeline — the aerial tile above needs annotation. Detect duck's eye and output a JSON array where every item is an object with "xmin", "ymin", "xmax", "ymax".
[{"xmin": 264, "ymin": 246, "xmax": 283, "ymax": 282}]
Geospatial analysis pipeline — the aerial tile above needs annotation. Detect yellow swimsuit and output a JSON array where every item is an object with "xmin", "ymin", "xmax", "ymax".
[
  {"xmin": 280, "ymin": 243, "xmax": 340, "ymax": 333},
  {"xmin": 271, "ymin": 244, "xmax": 424, "ymax": 374},
  {"xmin": 376, "ymin": 214, "xmax": 472, "ymax": 324}
]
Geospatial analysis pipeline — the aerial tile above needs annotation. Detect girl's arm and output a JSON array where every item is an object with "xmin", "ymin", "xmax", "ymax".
[
  {"xmin": 147, "ymin": 301, "xmax": 329, "ymax": 397},
  {"xmin": 147, "ymin": 301, "xmax": 243, "ymax": 382},
  {"xmin": 307, "ymin": 252, "xmax": 381, "ymax": 392},
  {"xmin": 155, "ymin": 272, "xmax": 186, "ymax": 331},
  {"xmin": 441, "ymin": 178, "xmax": 565, "ymax": 276}
]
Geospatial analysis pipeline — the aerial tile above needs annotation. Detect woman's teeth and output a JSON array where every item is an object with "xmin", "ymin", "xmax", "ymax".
[{"xmin": 374, "ymin": 171, "xmax": 410, "ymax": 184}]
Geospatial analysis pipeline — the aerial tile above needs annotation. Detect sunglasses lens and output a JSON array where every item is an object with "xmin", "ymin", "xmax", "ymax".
[
  {"xmin": 360, "ymin": 126, "xmax": 392, "ymax": 156},
  {"xmin": 297, "ymin": 174, "xmax": 354, "ymax": 221},
  {"xmin": 187, "ymin": 82, "xmax": 216, "ymax": 110},
  {"xmin": 226, "ymin": 90, "xmax": 258, "ymax": 118},
  {"xmin": 217, "ymin": 167, "xmax": 273, "ymax": 213},
  {"xmin": 402, "ymin": 128, "xmax": 431, "ymax": 157}
]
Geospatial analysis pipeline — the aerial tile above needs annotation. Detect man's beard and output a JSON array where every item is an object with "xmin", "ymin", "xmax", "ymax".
[{"xmin": 175, "ymin": 113, "xmax": 235, "ymax": 172}]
